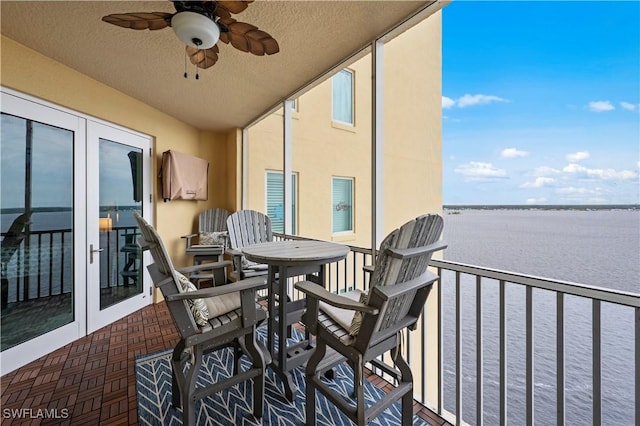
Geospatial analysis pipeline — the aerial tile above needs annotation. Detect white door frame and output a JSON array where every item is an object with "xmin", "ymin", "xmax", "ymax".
[
  {"xmin": 0, "ymin": 87, "xmax": 153, "ymax": 373},
  {"xmin": 86, "ymin": 120, "xmax": 152, "ymax": 334}
]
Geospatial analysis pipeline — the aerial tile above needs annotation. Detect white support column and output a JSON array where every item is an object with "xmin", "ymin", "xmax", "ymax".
[
  {"xmin": 371, "ymin": 39, "xmax": 384, "ymax": 254},
  {"xmin": 242, "ymin": 127, "xmax": 248, "ymax": 209},
  {"xmin": 283, "ymin": 100, "xmax": 293, "ymax": 235}
]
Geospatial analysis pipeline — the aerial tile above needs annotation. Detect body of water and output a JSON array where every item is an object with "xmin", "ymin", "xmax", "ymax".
[{"xmin": 440, "ymin": 208, "xmax": 639, "ymax": 425}]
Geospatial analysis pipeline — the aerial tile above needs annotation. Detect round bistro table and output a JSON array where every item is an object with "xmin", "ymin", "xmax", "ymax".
[{"xmin": 242, "ymin": 239, "xmax": 349, "ymax": 401}]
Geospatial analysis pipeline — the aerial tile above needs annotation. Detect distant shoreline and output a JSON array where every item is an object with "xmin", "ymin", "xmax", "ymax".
[{"xmin": 443, "ymin": 204, "xmax": 639, "ymax": 211}]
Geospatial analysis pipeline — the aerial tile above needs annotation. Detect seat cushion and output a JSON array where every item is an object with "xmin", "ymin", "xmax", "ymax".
[
  {"xmin": 199, "ymin": 231, "xmax": 228, "ymax": 246},
  {"xmin": 203, "ymin": 290, "xmax": 241, "ymax": 319},
  {"xmin": 176, "ymin": 271, "xmax": 243, "ymax": 326},
  {"xmin": 319, "ymin": 289, "xmax": 363, "ymax": 333},
  {"xmin": 175, "ymin": 271, "xmax": 209, "ymax": 327}
]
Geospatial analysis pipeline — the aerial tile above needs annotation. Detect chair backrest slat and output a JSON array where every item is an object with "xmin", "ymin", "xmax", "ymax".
[
  {"xmin": 357, "ymin": 214, "xmax": 444, "ymax": 347},
  {"xmin": 199, "ymin": 208, "xmax": 230, "ymax": 234},
  {"xmin": 227, "ymin": 210, "xmax": 273, "ymax": 250},
  {"xmin": 134, "ymin": 213, "xmax": 199, "ymax": 338}
]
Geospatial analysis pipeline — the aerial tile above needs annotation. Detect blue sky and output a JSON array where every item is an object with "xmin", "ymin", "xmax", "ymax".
[{"xmin": 442, "ymin": 1, "xmax": 640, "ymax": 205}]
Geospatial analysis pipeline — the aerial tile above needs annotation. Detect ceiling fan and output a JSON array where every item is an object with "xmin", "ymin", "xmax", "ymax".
[{"xmin": 102, "ymin": 1, "xmax": 279, "ymax": 73}]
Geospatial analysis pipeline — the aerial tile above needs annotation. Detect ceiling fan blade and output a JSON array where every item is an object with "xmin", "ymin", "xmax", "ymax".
[
  {"xmin": 187, "ymin": 45, "xmax": 220, "ymax": 69},
  {"xmin": 227, "ymin": 21, "xmax": 280, "ymax": 56},
  {"xmin": 102, "ymin": 12, "xmax": 173, "ymax": 30},
  {"xmin": 216, "ymin": 1, "xmax": 253, "ymax": 16}
]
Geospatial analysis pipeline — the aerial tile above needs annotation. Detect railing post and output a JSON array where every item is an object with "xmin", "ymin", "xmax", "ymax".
[
  {"xmin": 526, "ymin": 286, "xmax": 534, "ymax": 426},
  {"xmin": 500, "ymin": 280, "xmax": 507, "ymax": 426},
  {"xmin": 635, "ymin": 306, "xmax": 640, "ymax": 426},
  {"xmin": 557, "ymin": 292, "xmax": 565, "ymax": 426},
  {"xmin": 455, "ymin": 271, "xmax": 462, "ymax": 426},
  {"xmin": 592, "ymin": 299, "xmax": 601, "ymax": 426},
  {"xmin": 476, "ymin": 275, "xmax": 483, "ymax": 426}
]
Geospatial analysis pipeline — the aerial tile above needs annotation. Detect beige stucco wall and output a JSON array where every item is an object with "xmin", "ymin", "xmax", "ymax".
[
  {"xmin": 245, "ymin": 12, "xmax": 442, "ymax": 244},
  {"xmin": 244, "ymin": 12, "xmax": 443, "ymax": 406},
  {"xmin": 0, "ymin": 35, "xmax": 237, "ymax": 273}
]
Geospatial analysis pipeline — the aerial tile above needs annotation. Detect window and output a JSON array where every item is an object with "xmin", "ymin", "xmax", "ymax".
[
  {"xmin": 332, "ymin": 69, "xmax": 354, "ymax": 125},
  {"xmin": 266, "ymin": 171, "xmax": 297, "ymax": 234},
  {"xmin": 332, "ymin": 177, "xmax": 353, "ymax": 233}
]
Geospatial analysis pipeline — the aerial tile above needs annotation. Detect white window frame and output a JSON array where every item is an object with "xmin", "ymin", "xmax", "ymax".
[
  {"xmin": 265, "ymin": 170, "xmax": 298, "ymax": 234},
  {"xmin": 331, "ymin": 176, "xmax": 354, "ymax": 234},
  {"xmin": 331, "ymin": 69, "xmax": 355, "ymax": 126}
]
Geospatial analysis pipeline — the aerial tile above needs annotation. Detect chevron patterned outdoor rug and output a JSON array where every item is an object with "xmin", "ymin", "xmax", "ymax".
[{"xmin": 135, "ymin": 326, "xmax": 431, "ymax": 425}]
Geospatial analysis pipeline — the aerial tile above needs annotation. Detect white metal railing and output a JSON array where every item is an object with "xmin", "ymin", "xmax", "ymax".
[
  {"xmin": 272, "ymin": 234, "xmax": 640, "ymax": 425},
  {"xmin": 430, "ymin": 259, "xmax": 639, "ymax": 426}
]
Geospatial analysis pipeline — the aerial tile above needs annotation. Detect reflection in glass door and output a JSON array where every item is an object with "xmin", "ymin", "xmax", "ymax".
[
  {"xmin": 87, "ymin": 122, "xmax": 151, "ymax": 333},
  {"xmin": 1, "ymin": 113, "xmax": 75, "ymax": 351},
  {"xmin": 98, "ymin": 140, "xmax": 144, "ymax": 309}
]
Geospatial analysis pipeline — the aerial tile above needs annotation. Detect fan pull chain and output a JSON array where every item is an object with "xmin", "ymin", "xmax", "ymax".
[
  {"xmin": 195, "ymin": 50, "xmax": 200, "ymax": 80},
  {"xmin": 184, "ymin": 49, "xmax": 188, "ymax": 79}
]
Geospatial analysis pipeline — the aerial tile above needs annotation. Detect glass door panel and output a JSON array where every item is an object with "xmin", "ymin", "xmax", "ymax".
[
  {"xmin": 87, "ymin": 121, "xmax": 151, "ymax": 333},
  {"xmin": 1, "ymin": 114, "xmax": 75, "ymax": 350},
  {"xmin": 98, "ymin": 139, "xmax": 143, "ymax": 309},
  {"xmin": 1, "ymin": 90, "xmax": 86, "ymax": 375}
]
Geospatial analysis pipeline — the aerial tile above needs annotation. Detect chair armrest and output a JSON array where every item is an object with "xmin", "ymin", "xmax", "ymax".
[
  {"xmin": 166, "ymin": 276, "xmax": 267, "ymax": 301},
  {"xmin": 385, "ymin": 241, "xmax": 447, "ymax": 259},
  {"xmin": 177, "ymin": 261, "xmax": 232, "ymax": 275},
  {"xmin": 137, "ymin": 236, "xmax": 154, "ymax": 251},
  {"xmin": 371, "ymin": 270, "xmax": 439, "ymax": 301},
  {"xmin": 294, "ymin": 281, "xmax": 379, "ymax": 315},
  {"xmin": 181, "ymin": 233, "xmax": 198, "ymax": 249},
  {"xmin": 225, "ymin": 247, "xmax": 242, "ymax": 257},
  {"xmin": 363, "ymin": 265, "xmax": 374, "ymax": 274}
]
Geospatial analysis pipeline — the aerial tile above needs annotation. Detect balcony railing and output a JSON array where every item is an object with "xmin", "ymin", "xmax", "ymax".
[
  {"xmin": 1, "ymin": 226, "xmax": 139, "ymax": 305},
  {"xmin": 274, "ymin": 233, "xmax": 640, "ymax": 426}
]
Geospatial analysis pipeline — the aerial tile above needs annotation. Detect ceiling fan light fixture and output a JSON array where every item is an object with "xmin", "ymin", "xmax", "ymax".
[{"xmin": 171, "ymin": 11, "xmax": 219, "ymax": 49}]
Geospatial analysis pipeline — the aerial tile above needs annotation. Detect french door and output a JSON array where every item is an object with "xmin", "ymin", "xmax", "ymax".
[
  {"xmin": 86, "ymin": 121, "xmax": 152, "ymax": 333},
  {"xmin": 0, "ymin": 88, "xmax": 152, "ymax": 374}
]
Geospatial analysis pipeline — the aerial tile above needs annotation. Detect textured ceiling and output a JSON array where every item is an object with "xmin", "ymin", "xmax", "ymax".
[{"xmin": 1, "ymin": 1, "xmax": 436, "ymax": 131}]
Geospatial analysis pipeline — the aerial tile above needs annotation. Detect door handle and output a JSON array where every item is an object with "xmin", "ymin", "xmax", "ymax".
[{"xmin": 90, "ymin": 244, "xmax": 104, "ymax": 264}]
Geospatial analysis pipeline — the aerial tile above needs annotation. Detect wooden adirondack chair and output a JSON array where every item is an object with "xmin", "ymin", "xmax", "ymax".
[
  {"xmin": 181, "ymin": 207, "xmax": 230, "ymax": 285},
  {"xmin": 134, "ymin": 213, "xmax": 269, "ymax": 426},
  {"xmin": 295, "ymin": 213, "xmax": 446, "ymax": 426},
  {"xmin": 225, "ymin": 210, "xmax": 273, "ymax": 281}
]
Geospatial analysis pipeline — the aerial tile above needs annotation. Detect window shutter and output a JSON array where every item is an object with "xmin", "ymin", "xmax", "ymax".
[
  {"xmin": 266, "ymin": 171, "xmax": 296, "ymax": 234},
  {"xmin": 332, "ymin": 70, "xmax": 353, "ymax": 125},
  {"xmin": 332, "ymin": 178, "xmax": 353, "ymax": 233}
]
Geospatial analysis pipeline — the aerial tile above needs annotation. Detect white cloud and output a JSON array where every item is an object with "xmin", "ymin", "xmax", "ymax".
[
  {"xmin": 620, "ymin": 101, "xmax": 639, "ymax": 111},
  {"xmin": 526, "ymin": 197, "xmax": 547, "ymax": 204},
  {"xmin": 442, "ymin": 94, "xmax": 508, "ymax": 109},
  {"xmin": 454, "ymin": 161, "xmax": 507, "ymax": 181},
  {"xmin": 562, "ymin": 163, "xmax": 638, "ymax": 180},
  {"xmin": 501, "ymin": 147, "xmax": 529, "ymax": 158},
  {"xmin": 556, "ymin": 186, "xmax": 603, "ymax": 196},
  {"xmin": 520, "ymin": 177, "xmax": 555, "ymax": 188},
  {"xmin": 531, "ymin": 166, "xmax": 561, "ymax": 176},
  {"xmin": 442, "ymin": 96, "xmax": 456, "ymax": 109},
  {"xmin": 458, "ymin": 94, "xmax": 508, "ymax": 108},
  {"xmin": 566, "ymin": 151, "xmax": 590, "ymax": 162},
  {"xmin": 587, "ymin": 101, "xmax": 615, "ymax": 112}
]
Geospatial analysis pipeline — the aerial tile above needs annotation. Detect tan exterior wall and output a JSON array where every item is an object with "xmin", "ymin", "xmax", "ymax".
[
  {"xmin": 0, "ymin": 35, "xmax": 236, "ymax": 273},
  {"xmin": 243, "ymin": 12, "xmax": 443, "ymax": 406},
  {"xmin": 245, "ymin": 13, "xmax": 442, "ymax": 244}
]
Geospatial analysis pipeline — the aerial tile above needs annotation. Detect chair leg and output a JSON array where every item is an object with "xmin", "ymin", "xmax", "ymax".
[
  {"xmin": 305, "ymin": 339, "xmax": 326, "ymax": 426},
  {"xmin": 233, "ymin": 343, "xmax": 241, "ymax": 376},
  {"xmin": 171, "ymin": 341, "xmax": 187, "ymax": 408},
  {"xmin": 182, "ymin": 346, "xmax": 204, "ymax": 426},
  {"xmin": 395, "ymin": 350, "xmax": 414, "ymax": 426},
  {"xmin": 354, "ymin": 356, "xmax": 366, "ymax": 426},
  {"xmin": 243, "ymin": 331, "xmax": 266, "ymax": 418}
]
